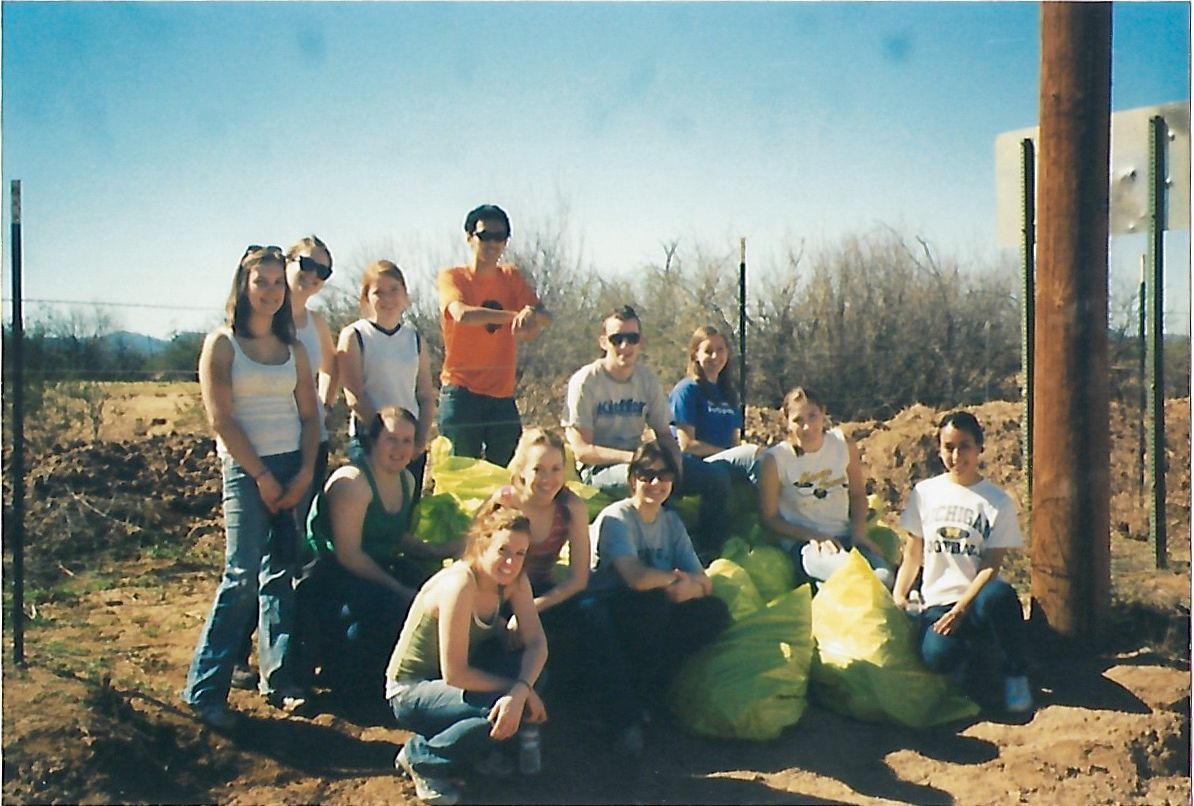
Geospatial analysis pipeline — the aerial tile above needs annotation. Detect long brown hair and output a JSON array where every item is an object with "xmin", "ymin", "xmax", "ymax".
[
  {"xmin": 686, "ymin": 325, "xmax": 738, "ymax": 408},
  {"xmin": 225, "ymin": 245, "xmax": 295, "ymax": 342}
]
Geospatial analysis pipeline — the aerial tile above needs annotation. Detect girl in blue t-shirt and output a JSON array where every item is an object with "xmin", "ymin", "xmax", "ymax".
[{"xmin": 668, "ymin": 326, "xmax": 762, "ymax": 554}]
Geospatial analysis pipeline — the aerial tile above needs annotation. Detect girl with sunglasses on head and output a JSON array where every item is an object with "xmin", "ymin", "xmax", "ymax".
[
  {"xmin": 230, "ymin": 234, "xmax": 338, "ymax": 692},
  {"xmin": 758, "ymin": 386, "xmax": 893, "ymax": 588},
  {"xmin": 668, "ymin": 325, "xmax": 763, "ymax": 554},
  {"xmin": 338, "ymin": 260, "xmax": 436, "ymax": 494},
  {"xmin": 577, "ymin": 440, "xmax": 730, "ymax": 757},
  {"xmin": 182, "ymin": 245, "xmax": 321, "ymax": 731},
  {"xmin": 387, "ymin": 506, "xmax": 547, "ymax": 806},
  {"xmin": 893, "ymin": 411, "xmax": 1032, "ymax": 714}
]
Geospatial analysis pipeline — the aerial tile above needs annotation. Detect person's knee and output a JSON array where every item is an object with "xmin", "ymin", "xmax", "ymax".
[{"xmin": 973, "ymin": 579, "xmax": 1021, "ymax": 619}]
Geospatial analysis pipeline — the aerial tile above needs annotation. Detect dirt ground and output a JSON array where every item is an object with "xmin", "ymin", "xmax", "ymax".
[{"xmin": 2, "ymin": 385, "xmax": 1190, "ymax": 804}]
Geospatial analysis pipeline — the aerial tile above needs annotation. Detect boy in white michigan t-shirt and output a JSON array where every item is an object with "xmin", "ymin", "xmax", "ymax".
[{"xmin": 894, "ymin": 411, "xmax": 1033, "ymax": 714}]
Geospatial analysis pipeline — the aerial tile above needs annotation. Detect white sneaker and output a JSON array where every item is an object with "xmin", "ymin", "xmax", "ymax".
[
  {"xmin": 395, "ymin": 745, "xmax": 461, "ymax": 806},
  {"xmin": 1003, "ymin": 675, "xmax": 1034, "ymax": 713}
]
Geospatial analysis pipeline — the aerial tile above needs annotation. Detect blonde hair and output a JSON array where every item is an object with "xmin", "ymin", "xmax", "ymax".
[
  {"xmin": 358, "ymin": 260, "xmax": 407, "ymax": 315},
  {"xmin": 462, "ymin": 506, "xmax": 532, "ymax": 579}
]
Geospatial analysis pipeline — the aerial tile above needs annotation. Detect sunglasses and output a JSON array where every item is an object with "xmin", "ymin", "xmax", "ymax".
[
  {"xmin": 606, "ymin": 332, "xmax": 642, "ymax": 346},
  {"xmin": 296, "ymin": 255, "xmax": 333, "ymax": 281},
  {"xmin": 472, "ymin": 229, "xmax": 509, "ymax": 243},
  {"xmin": 634, "ymin": 468, "xmax": 675, "ymax": 483},
  {"xmin": 241, "ymin": 244, "xmax": 284, "ymax": 265}
]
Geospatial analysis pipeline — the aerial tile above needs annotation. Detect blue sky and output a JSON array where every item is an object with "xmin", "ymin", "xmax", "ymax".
[{"xmin": 2, "ymin": 1, "xmax": 1190, "ymax": 338}]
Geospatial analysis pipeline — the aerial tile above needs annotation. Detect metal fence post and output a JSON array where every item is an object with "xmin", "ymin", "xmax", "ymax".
[
  {"xmin": 9, "ymin": 180, "xmax": 26, "ymax": 665},
  {"xmin": 1146, "ymin": 114, "xmax": 1168, "ymax": 569}
]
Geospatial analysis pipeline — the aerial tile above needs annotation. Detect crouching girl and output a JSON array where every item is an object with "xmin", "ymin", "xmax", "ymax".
[
  {"xmin": 387, "ymin": 507, "xmax": 547, "ymax": 805},
  {"xmin": 893, "ymin": 411, "xmax": 1033, "ymax": 714}
]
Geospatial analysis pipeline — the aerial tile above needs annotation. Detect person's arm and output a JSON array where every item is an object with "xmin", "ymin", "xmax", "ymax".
[
  {"xmin": 892, "ymin": 534, "xmax": 924, "ymax": 607},
  {"xmin": 757, "ymin": 453, "xmax": 838, "ymax": 547},
  {"xmin": 413, "ymin": 336, "xmax": 436, "ymax": 455},
  {"xmin": 444, "ymin": 299, "xmax": 520, "ymax": 328},
  {"xmin": 199, "ymin": 331, "xmax": 283, "ymax": 511},
  {"xmin": 612, "ymin": 554, "xmax": 683, "ymax": 591},
  {"xmin": 312, "ymin": 310, "xmax": 339, "ymax": 418},
  {"xmin": 438, "ymin": 571, "xmax": 521, "ymax": 693},
  {"xmin": 277, "ymin": 344, "xmax": 319, "ymax": 511},
  {"xmin": 336, "ymin": 325, "xmax": 376, "ymax": 429},
  {"xmin": 845, "ymin": 439, "xmax": 883, "ymax": 555},
  {"xmin": 328, "ymin": 470, "xmax": 415, "ymax": 597},
  {"xmin": 931, "ymin": 548, "xmax": 1009, "ymax": 636},
  {"xmin": 533, "ymin": 494, "xmax": 591, "ymax": 612},
  {"xmin": 565, "ymin": 425, "xmax": 635, "ymax": 468},
  {"xmin": 491, "ymin": 575, "xmax": 549, "ymax": 735},
  {"xmin": 675, "ymin": 424, "xmax": 729, "ymax": 457}
]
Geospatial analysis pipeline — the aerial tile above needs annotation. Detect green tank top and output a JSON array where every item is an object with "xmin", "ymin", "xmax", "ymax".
[
  {"xmin": 386, "ymin": 566, "xmax": 503, "ymax": 682},
  {"xmin": 306, "ymin": 460, "xmax": 414, "ymax": 562}
]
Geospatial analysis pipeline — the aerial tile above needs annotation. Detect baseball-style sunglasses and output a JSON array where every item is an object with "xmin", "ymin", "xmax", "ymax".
[
  {"xmin": 295, "ymin": 255, "xmax": 333, "ymax": 281},
  {"xmin": 606, "ymin": 332, "xmax": 642, "ymax": 346}
]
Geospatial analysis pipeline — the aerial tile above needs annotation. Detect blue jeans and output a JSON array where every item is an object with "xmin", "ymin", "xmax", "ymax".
[
  {"xmin": 918, "ymin": 579, "xmax": 1027, "ymax": 677},
  {"xmin": 793, "ymin": 540, "xmax": 894, "ymax": 589},
  {"xmin": 677, "ymin": 446, "xmax": 759, "ymax": 556},
  {"xmin": 389, "ymin": 647, "xmax": 523, "ymax": 777},
  {"xmin": 183, "ymin": 450, "xmax": 303, "ymax": 706},
  {"xmin": 437, "ymin": 385, "xmax": 521, "ymax": 467}
]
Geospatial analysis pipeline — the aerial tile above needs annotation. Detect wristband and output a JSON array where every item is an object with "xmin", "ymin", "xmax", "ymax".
[
  {"xmin": 253, "ymin": 469, "xmax": 270, "ymax": 481},
  {"xmin": 515, "ymin": 678, "xmax": 533, "ymax": 692}
]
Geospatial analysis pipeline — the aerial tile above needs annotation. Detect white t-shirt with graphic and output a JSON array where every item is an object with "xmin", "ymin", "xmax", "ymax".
[
  {"xmin": 764, "ymin": 428, "xmax": 851, "ymax": 538},
  {"xmin": 899, "ymin": 474, "xmax": 1023, "ymax": 607}
]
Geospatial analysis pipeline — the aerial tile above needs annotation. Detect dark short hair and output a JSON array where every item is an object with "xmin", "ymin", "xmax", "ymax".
[
  {"xmin": 938, "ymin": 410, "xmax": 984, "ymax": 448},
  {"xmin": 602, "ymin": 304, "xmax": 640, "ymax": 331},
  {"xmin": 627, "ymin": 439, "xmax": 679, "ymax": 486},
  {"xmin": 367, "ymin": 406, "xmax": 419, "ymax": 444},
  {"xmin": 464, "ymin": 204, "xmax": 511, "ymax": 237}
]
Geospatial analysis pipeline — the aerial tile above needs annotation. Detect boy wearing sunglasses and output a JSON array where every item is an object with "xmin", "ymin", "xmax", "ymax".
[
  {"xmin": 562, "ymin": 306, "xmax": 683, "ymax": 494},
  {"xmin": 437, "ymin": 204, "xmax": 552, "ymax": 466}
]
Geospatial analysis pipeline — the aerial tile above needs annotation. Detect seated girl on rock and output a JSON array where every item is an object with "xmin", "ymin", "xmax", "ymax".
[
  {"xmin": 893, "ymin": 410, "xmax": 1033, "ymax": 714},
  {"xmin": 758, "ymin": 386, "xmax": 893, "ymax": 588},
  {"xmin": 300, "ymin": 407, "xmax": 456, "ymax": 710}
]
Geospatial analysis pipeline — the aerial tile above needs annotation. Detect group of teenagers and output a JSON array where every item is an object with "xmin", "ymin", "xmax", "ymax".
[{"xmin": 181, "ymin": 204, "xmax": 1033, "ymax": 806}]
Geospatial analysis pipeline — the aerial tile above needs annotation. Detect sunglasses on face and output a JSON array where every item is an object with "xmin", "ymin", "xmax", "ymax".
[
  {"xmin": 606, "ymin": 332, "xmax": 641, "ymax": 346},
  {"xmin": 472, "ymin": 229, "xmax": 509, "ymax": 243},
  {"xmin": 296, "ymin": 255, "xmax": 333, "ymax": 281},
  {"xmin": 634, "ymin": 468, "xmax": 675, "ymax": 483}
]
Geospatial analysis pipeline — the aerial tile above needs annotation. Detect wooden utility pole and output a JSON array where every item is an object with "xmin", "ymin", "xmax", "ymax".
[{"xmin": 1029, "ymin": 2, "xmax": 1112, "ymax": 641}]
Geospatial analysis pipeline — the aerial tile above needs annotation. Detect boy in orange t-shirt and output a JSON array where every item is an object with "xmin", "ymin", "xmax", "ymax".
[{"xmin": 437, "ymin": 204, "xmax": 552, "ymax": 466}]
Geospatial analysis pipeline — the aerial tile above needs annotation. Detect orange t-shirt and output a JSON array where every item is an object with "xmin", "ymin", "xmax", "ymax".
[{"xmin": 437, "ymin": 264, "xmax": 539, "ymax": 398}]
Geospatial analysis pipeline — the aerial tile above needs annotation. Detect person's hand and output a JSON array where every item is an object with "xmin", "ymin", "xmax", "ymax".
[
  {"xmin": 810, "ymin": 536, "xmax": 843, "ymax": 554},
  {"xmin": 276, "ymin": 468, "xmax": 313, "ymax": 511},
  {"xmin": 255, "ymin": 472, "xmax": 284, "ymax": 513},
  {"xmin": 932, "ymin": 605, "xmax": 966, "ymax": 636},
  {"xmin": 487, "ymin": 691, "xmax": 525, "ymax": 740},
  {"xmin": 511, "ymin": 306, "xmax": 539, "ymax": 340},
  {"xmin": 892, "ymin": 592, "xmax": 908, "ymax": 609},
  {"xmin": 523, "ymin": 687, "xmax": 548, "ymax": 724}
]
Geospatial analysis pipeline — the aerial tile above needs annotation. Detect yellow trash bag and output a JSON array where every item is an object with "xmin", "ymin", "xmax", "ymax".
[
  {"xmin": 810, "ymin": 550, "xmax": 979, "ymax": 727},
  {"xmin": 670, "ymin": 586, "xmax": 814, "ymax": 741},
  {"xmin": 722, "ymin": 537, "xmax": 796, "ymax": 603},
  {"xmin": 866, "ymin": 494, "xmax": 903, "ymax": 566},
  {"xmin": 707, "ymin": 559, "xmax": 765, "ymax": 621}
]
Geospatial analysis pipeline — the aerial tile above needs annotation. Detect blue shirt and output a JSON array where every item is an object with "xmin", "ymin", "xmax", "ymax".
[{"xmin": 668, "ymin": 377, "xmax": 741, "ymax": 450}]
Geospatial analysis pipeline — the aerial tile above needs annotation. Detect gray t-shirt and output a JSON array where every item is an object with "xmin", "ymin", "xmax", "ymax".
[
  {"xmin": 562, "ymin": 359, "xmax": 671, "ymax": 466},
  {"xmin": 589, "ymin": 499, "xmax": 703, "ymax": 593}
]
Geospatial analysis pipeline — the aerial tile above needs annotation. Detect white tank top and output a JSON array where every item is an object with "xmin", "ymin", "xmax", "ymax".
[
  {"xmin": 766, "ymin": 427, "xmax": 852, "ymax": 538},
  {"xmin": 346, "ymin": 319, "xmax": 421, "ymax": 438},
  {"xmin": 294, "ymin": 310, "xmax": 328, "ymax": 442},
  {"xmin": 215, "ymin": 330, "xmax": 302, "ymax": 459}
]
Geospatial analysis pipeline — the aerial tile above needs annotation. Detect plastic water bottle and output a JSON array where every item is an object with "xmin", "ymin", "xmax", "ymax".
[
  {"xmin": 518, "ymin": 724, "xmax": 542, "ymax": 775},
  {"xmin": 905, "ymin": 590, "xmax": 924, "ymax": 617}
]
